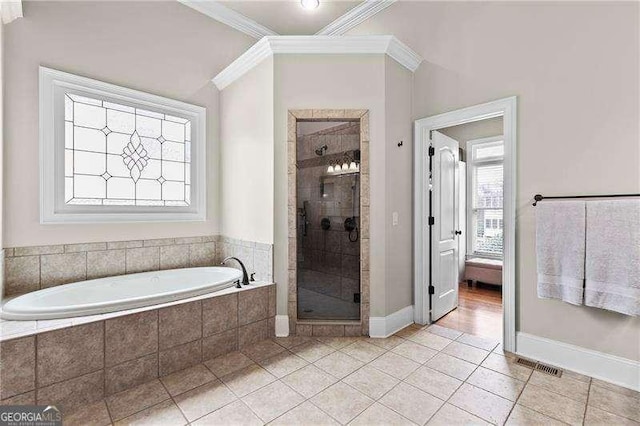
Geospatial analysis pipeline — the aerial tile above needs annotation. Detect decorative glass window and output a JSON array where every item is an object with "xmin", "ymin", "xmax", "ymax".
[{"xmin": 40, "ymin": 67, "xmax": 206, "ymax": 223}]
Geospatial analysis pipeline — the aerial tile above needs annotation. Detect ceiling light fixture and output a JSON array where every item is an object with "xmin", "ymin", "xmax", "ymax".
[{"xmin": 301, "ymin": 0, "xmax": 319, "ymax": 10}]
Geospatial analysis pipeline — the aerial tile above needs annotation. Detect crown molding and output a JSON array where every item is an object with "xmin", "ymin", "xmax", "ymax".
[
  {"xmin": 178, "ymin": 0, "xmax": 277, "ymax": 39},
  {"xmin": 316, "ymin": 0, "xmax": 396, "ymax": 36},
  {"xmin": 0, "ymin": 0, "xmax": 23, "ymax": 24},
  {"xmin": 212, "ymin": 35, "xmax": 422, "ymax": 90}
]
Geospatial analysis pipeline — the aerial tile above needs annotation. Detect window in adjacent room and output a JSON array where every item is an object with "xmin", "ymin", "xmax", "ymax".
[
  {"xmin": 40, "ymin": 67, "xmax": 206, "ymax": 223},
  {"xmin": 467, "ymin": 136, "xmax": 504, "ymax": 259}
]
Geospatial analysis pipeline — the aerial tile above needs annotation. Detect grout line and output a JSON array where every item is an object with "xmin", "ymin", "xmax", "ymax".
[{"xmin": 582, "ymin": 378, "xmax": 592, "ymax": 425}]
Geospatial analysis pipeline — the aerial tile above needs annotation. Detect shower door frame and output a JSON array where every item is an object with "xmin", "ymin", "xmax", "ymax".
[{"xmin": 287, "ymin": 109, "xmax": 370, "ymax": 337}]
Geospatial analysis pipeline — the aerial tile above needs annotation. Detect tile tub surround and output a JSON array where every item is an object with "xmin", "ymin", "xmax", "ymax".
[
  {"xmin": 0, "ymin": 283, "xmax": 276, "ymax": 412},
  {"xmin": 288, "ymin": 109, "xmax": 370, "ymax": 336},
  {"xmin": 3, "ymin": 235, "xmax": 273, "ymax": 297},
  {"xmin": 7, "ymin": 324, "xmax": 638, "ymax": 425}
]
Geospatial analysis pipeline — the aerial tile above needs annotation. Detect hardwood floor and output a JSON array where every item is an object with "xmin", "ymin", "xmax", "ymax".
[{"xmin": 436, "ymin": 283, "xmax": 502, "ymax": 339}]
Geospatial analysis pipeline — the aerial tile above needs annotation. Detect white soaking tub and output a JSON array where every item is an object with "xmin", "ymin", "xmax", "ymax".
[{"xmin": 1, "ymin": 267, "xmax": 242, "ymax": 320}]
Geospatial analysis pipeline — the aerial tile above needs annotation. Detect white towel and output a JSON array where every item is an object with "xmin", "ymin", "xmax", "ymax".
[
  {"xmin": 535, "ymin": 201, "xmax": 586, "ymax": 305},
  {"xmin": 585, "ymin": 200, "xmax": 640, "ymax": 316}
]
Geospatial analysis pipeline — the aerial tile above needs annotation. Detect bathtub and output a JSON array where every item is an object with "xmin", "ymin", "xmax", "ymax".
[{"xmin": 1, "ymin": 267, "xmax": 242, "ymax": 320}]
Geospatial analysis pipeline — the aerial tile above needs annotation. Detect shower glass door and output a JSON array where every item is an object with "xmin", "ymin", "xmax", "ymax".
[{"xmin": 295, "ymin": 121, "xmax": 361, "ymax": 320}]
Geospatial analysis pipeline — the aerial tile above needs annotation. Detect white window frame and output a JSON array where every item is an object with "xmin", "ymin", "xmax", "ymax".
[
  {"xmin": 39, "ymin": 67, "xmax": 206, "ymax": 223},
  {"xmin": 466, "ymin": 136, "xmax": 504, "ymax": 260}
]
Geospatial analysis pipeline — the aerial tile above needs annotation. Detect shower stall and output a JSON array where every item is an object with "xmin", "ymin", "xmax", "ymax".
[{"xmin": 296, "ymin": 121, "xmax": 361, "ymax": 320}]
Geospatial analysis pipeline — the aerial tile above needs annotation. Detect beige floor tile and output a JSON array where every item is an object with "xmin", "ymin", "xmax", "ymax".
[
  {"xmin": 427, "ymin": 324, "xmax": 463, "ymax": 340},
  {"xmin": 427, "ymin": 403, "xmax": 490, "ymax": 425},
  {"xmin": 455, "ymin": 333, "xmax": 500, "ymax": 352},
  {"xmin": 316, "ymin": 337, "xmax": 361, "ymax": 349},
  {"xmin": 467, "ymin": 367, "xmax": 526, "ymax": 401},
  {"xmin": 442, "ymin": 341, "xmax": 490, "ymax": 365},
  {"xmin": 311, "ymin": 382, "xmax": 374, "ymax": 424},
  {"xmin": 369, "ymin": 352, "xmax": 420, "ymax": 380},
  {"xmin": 242, "ymin": 381, "xmax": 305, "ymax": 423},
  {"xmin": 394, "ymin": 324, "xmax": 423, "ymax": 339},
  {"xmin": 114, "ymin": 400, "xmax": 187, "ymax": 426},
  {"xmin": 219, "ymin": 364, "xmax": 277, "ymax": 397},
  {"xmin": 340, "ymin": 341, "xmax": 386, "ymax": 363},
  {"xmin": 191, "ymin": 400, "xmax": 263, "ymax": 426},
  {"xmin": 562, "ymin": 369, "xmax": 591, "ymax": 384},
  {"xmin": 242, "ymin": 339, "xmax": 287, "ymax": 362},
  {"xmin": 272, "ymin": 336, "xmax": 313, "ymax": 349},
  {"xmin": 281, "ymin": 364, "xmax": 338, "ymax": 398},
  {"xmin": 173, "ymin": 379, "xmax": 237, "ymax": 422},
  {"xmin": 589, "ymin": 383, "xmax": 640, "ymax": 422},
  {"xmin": 349, "ymin": 402, "xmax": 416, "ymax": 426},
  {"xmin": 404, "ymin": 366, "xmax": 462, "ymax": 400},
  {"xmin": 368, "ymin": 336, "xmax": 405, "ymax": 350},
  {"xmin": 425, "ymin": 353, "xmax": 477, "ymax": 381},
  {"xmin": 205, "ymin": 351, "xmax": 256, "ymax": 378},
  {"xmin": 271, "ymin": 401, "xmax": 340, "ymax": 425},
  {"xmin": 106, "ymin": 380, "xmax": 170, "ymax": 421},
  {"xmin": 290, "ymin": 341, "xmax": 335, "ymax": 363},
  {"xmin": 528, "ymin": 370, "xmax": 590, "ymax": 403},
  {"xmin": 391, "ymin": 341, "xmax": 438, "ymax": 364},
  {"xmin": 343, "ymin": 365, "xmax": 400, "ymax": 400},
  {"xmin": 584, "ymin": 405, "xmax": 640, "ymax": 426},
  {"xmin": 379, "ymin": 382, "xmax": 444, "ymax": 425},
  {"xmin": 258, "ymin": 351, "xmax": 308, "ymax": 378},
  {"xmin": 518, "ymin": 383, "xmax": 585, "ymax": 425},
  {"xmin": 449, "ymin": 383, "xmax": 514, "ymax": 425},
  {"xmin": 407, "ymin": 331, "xmax": 452, "ymax": 351},
  {"xmin": 505, "ymin": 404, "xmax": 566, "ymax": 425},
  {"xmin": 314, "ymin": 351, "xmax": 364, "ymax": 379},
  {"xmin": 481, "ymin": 353, "xmax": 533, "ymax": 381},
  {"xmin": 160, "ymin": 364, "xmax": 216, "ymax": 397},
  {"xmin": 591, "ymin": 378, "xmax": 640, "ymax": 399},
  {"xmin": 64, "ymin": 400, "xmax": 111, "ymax": 426}
]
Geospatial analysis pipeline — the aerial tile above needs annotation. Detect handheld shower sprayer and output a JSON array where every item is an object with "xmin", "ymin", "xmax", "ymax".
[{"xmin": 315, "ymin": 145, "xmax": 328, "ymax": 156}]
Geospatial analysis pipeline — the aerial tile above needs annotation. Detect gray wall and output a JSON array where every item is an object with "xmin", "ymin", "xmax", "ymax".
[
  {"xmin": 350, "ymin": 1, "xmax": 640, "ymax": 360},
  {"xmin": 2, "ymin": 1, "xmax": 252, "ymax": 247}
]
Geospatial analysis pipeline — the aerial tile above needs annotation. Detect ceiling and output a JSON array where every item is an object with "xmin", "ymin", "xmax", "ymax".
[{"xmin": 219, "ymin": 1, "xmax": 362, "ymax": 35}]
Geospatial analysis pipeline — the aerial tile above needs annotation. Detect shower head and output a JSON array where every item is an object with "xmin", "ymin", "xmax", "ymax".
[{"xmin": 315, "ymin": 145, "xmax": 328, "ymax": 156}]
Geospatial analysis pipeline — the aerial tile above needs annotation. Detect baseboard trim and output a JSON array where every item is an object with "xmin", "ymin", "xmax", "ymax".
[
  {"xmin": 516, "ymin": 332, "xmax": 640, "ymax": 392},
  {"xmin": 369, "ymin": 305, "xmax": 414, "ymax": 338},
  {"xmin": 275, "ymin": 315, "xmax": 289, "ymax": 337}
]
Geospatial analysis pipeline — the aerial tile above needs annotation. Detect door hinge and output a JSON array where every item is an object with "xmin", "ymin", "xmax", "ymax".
[
  {"xmin": 429, "ymin": 130, "xmax": 433, "ymax": 140},
  {"xmin": 428, "ymin": 216, "xmax": 435, "ymax": 226},
  {"xmin": 428, "ymin": 285, "xmax": 435, "ymax": 295},
  {"xmin": 428, "ymin": 146, "xmax": 435, "ymax": 156}
]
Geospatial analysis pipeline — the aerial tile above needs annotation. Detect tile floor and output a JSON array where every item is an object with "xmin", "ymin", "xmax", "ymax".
[{"xmin": 66, "ymin": 323, "xmax": 640, "ymax": 425}]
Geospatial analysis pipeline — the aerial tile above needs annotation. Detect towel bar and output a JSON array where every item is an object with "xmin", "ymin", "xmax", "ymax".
[{"xmin": 532, "ymin": 193, "xmax": 640, "ymax": 206}]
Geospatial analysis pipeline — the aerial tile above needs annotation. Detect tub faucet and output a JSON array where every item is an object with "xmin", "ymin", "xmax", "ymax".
[{"xmin": 221, "ymin": 257, "xmax": 250, "ymax": 286}]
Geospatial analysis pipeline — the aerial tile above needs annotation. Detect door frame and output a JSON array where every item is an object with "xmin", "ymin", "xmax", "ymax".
[{"xmin": 413, "ymin": 96, "xmax": 517, "ymax": 353}]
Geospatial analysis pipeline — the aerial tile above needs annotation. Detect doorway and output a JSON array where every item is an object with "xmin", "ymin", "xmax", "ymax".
[
  {"xmin": 295, "ymin": 121, "xmax": 361, "ymax": 321},
  {"xmin": 287, "ymin": 109, "xmax": 370, "ymax": 337},
  {"xmin": 435, "ymin": 125, "xmax": 504, "ymax": 339},
  {"xmin": 413, "ymin": 97, "xmax": 517, "ymax": 352}
]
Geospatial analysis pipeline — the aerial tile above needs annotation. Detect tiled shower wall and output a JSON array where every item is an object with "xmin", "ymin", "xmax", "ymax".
[
  {"xmin": 3, "ymin": 236, "xmax": 273, "ymax": 297},
  {"xmin": 296, "ymin": 123, "xmax": 361, "ymax": 305}
]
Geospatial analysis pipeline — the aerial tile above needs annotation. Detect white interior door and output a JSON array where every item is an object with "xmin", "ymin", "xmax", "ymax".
[{"xmin": 431, "ymin": 131, "xmax": 460, "ymax": 322}]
